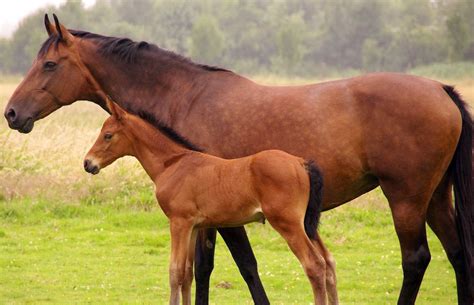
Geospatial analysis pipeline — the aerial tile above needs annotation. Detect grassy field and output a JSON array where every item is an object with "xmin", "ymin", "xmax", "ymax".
[{"xmin": 1, "ymin": 75, "xmax": 473, "ymax": 304}]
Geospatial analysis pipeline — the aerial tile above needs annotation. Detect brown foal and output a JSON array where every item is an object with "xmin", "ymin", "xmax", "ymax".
[{"xmin": 84, "ymin": 99, "xmax": 336, "ymax": 305}]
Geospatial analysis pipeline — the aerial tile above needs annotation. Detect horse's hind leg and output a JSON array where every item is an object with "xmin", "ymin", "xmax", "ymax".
[
  {"xmin": 382, "ymin": 187, "xmax": 432, "ymax": 305},
  {"xmin": 312, "ymin": 233, "xmax": 338, "ymax": 305},
  {"xmin": 426, "ymin": 176, "xmax": 470, "ymax": 304}
]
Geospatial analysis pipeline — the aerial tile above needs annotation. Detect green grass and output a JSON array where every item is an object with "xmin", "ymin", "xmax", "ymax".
[
  {"xmin": 0, "ymin": 76, "xmax": 468, "ymax": 304},
  {"xmin": 0, "ymin": 194, "xmax": 457, "ymax": 304}
]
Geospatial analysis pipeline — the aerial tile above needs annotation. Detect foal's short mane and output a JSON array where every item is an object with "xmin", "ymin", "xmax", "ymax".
[
  {"xmin": 38, "ymin": 30, "xmax": 229, "ymax": 73},
  {"xmin": 136, "ymin": 110, "xmax": 203, "ymax": 152}
]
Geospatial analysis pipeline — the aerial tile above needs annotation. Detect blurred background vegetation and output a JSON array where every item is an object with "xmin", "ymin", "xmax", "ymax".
[{"xmin": 0, "ymin": 0, "xmax": 472, "ymax": 77}]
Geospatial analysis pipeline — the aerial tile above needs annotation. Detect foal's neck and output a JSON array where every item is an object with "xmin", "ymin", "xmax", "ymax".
[
  {"xmin": 126, "ymin": 119, "xmax": 191, "ymax": 182},
  {"xmin": 78, "ymin": 38, "xmax": 216, "ymax": 127}
]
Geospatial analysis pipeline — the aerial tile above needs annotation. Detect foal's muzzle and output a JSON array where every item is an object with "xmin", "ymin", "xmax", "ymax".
[{"xmin": 84, "ymin": 159, "xmax": 100, "ymax": 175}]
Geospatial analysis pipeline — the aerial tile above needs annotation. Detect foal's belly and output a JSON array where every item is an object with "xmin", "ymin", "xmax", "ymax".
[
  {"xmin": 197, "ymin": 209, "xmax": 266, "ymax": 229},
  {"xmin": 195, "ymin": 198, "xmax": 266, "ymax": 228}
]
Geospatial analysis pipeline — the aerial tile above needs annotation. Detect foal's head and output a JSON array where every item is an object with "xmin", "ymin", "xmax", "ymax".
[{"xmin": 84, "ymin": 100, "xmax": 134, "ymax": 175}]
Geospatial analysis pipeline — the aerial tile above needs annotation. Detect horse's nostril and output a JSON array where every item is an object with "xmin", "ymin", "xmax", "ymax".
[
  {"xmin": 84, "ymin": 159, "xmax": 90, "ymax": 170},
  {"xmin": 6, "ymin": 108, "xmax": 16, "ymax": 121}
]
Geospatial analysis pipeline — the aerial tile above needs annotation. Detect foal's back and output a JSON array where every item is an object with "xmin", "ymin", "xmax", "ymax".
[{"xmin": 155, "ymin": 150, "xmax": 310, "ymax": 228}]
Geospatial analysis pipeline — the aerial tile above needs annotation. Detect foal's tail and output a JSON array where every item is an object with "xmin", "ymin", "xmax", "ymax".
[
  {"xmin": 443, "ymin": 85, "xmax": 473, "ymax": 298},
  {"xmin": 304, "ymin": 160, "xmax": 324, "ymax": 240}
]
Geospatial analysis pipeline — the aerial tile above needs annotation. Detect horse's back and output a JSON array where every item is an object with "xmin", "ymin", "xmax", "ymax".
[
  {"xmin": 186, "ymin": 73, "xmax": 463, "ymax": 207},
  {"xmin": 261, "ymin": 72, "xmax": 462, "ymax": 191}
]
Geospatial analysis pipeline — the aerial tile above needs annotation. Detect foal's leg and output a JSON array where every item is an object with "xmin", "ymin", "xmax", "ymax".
[
  {"xmin": 218, "ymin": 227, "xmax": 269, "ymax": 305},
  {"xmin": 169, "ymin": 220, "xmax": 193, "ymax": 305},
  {"xmin": 182, "ymin": 229, "xmax": 198, "ymax": 305},
  {"xmin": 312, "ymin": 233, "xmax": 338, "ymax": 305},
  {"xmin": 426, "ymin": 177, "xmax": 472, "ymax": 304},
  {"xmin": 268, "ymin": 217, "xmax": 327, "ymax": 305},
  {"xmin": 194, "ymin": 228, "xmax": 217, "ymax": 305}
]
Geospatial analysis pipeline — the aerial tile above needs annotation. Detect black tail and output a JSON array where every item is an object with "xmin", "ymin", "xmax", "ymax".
[
  {"xmin": 443, "ymin": 85, "xmax": 473, "ymax": 299},
  {"xmin": 304, "ymin": 160, "xmax": 324, "ymax": 240}
]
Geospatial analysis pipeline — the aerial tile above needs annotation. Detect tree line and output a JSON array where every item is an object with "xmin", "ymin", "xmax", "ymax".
[{"xmin": 0, "ymin": 0, "xmax": 472, "ymax": 76}]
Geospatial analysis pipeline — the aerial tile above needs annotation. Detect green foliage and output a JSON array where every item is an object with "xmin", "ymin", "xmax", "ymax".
[
  {"xmin": 0, "ymin": 0, "xmax": 472, "ymax": 76},
  {"xmin": 272, "ymin": 13, "xmax": 307, "ymax": 74},
  {"xmin": 190, "ymin": 15, "xmax": 225, "ymax": 64},
  {"xmin": 446, "ymin": 13, "xmax": 469, "ymax": 61}
]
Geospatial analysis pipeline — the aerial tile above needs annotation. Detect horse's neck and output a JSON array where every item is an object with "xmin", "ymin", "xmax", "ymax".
[
  {"xmin": 127, "ymin": 121, "xmax": 191, "ymax": 181},
  {"xmin": 79, "ymin": 41, "xmax": 211, "ymax": 126}
]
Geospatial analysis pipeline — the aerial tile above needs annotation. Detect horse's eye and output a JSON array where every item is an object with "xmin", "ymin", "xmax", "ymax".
[
  {"xmin": 43, "ymin": 61, "xmax": 57, "ymax": 71},
  {"xmin": 104, "ymin": 133, "xmax": 113, "ymax": 141}
]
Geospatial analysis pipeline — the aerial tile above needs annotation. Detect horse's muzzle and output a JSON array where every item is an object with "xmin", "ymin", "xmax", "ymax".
[{"xmin": 4, "ymin": 107, "xmax": 34, "ymax": 133}]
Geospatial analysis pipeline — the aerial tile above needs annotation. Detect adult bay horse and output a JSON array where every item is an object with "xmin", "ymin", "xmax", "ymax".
[
  {"xmin": 4, "ymin": 15, "xmax": 473, "ymax": 305},
  {"xmin": 84, "ymin": 98, "xmax": 333, "ymax": 305}
]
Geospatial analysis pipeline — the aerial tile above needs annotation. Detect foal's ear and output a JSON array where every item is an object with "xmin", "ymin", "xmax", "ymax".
[
  {"xmin": 52, "ymin": 14, "xmax": 74, "ymax": 45},
  {"xmin": 44, "ymin": 14, "xmax": 56, "ymax": 37},
  {"xmin": 106, "ymin": 98, "xmax": 127, "ymax": 121}
]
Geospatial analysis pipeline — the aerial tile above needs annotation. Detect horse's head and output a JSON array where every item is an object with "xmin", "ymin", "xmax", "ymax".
[
  {"xmin": 84, "ymin": 99, "xmax": 133, "ymax": 175},
  {"xmin": 4, "ymin": 14, "xmax": 99, "ymax": 133}
]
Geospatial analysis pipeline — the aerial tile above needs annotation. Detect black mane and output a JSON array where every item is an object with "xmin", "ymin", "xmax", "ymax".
[
  {"xmin": 136, "ymin": 110, "xmax": 202, "ymax": 152},
  {"xmin": 38, "ymin": 34, "xmax": 60, "ymax": 56},
  {"xmin": 39, "ymin": 30, "xmax": 229, "ymax": 72}
]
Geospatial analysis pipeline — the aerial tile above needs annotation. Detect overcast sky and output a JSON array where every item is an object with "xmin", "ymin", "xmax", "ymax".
[{"xmin": 0, "ymin": 0, "xmax": 96, "ymax": 38}]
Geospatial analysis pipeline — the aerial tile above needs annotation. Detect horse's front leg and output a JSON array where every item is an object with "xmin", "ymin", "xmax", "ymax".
[
  {"xmin": 169, "ymin": 219, "xmax": 194, "ymax": 305},
  {"xmin": 218, "ymin": 227, "xmax": 269, "ymax": 305},
  {"xmin": 194, "ymin": 228, "xmax": 217, "ymax": 305}
]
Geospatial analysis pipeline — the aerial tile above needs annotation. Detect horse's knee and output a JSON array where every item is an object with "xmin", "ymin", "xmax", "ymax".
[
  {"xmin": 238, "ymin": 258, "xmax": 260, "ymax": 283},
  {"xmin": 402, "ymin": 245, "xmax": 431, "ymax": 279},
  {"xmin": 195, "ymin": 259, "xmax": 213, "ymax": 282},
  {"xmin": 445, "ymin": 247, "xmax": 465, "ymax": 270}
]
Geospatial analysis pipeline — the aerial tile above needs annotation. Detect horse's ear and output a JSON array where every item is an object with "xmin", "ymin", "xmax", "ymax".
[
  {"xmin": 44, "ymin": 14, "xmax": 56, "ymax": 37},
  {"xmin": 52, "ymin": 14, "xmax": 74, "ymax": 45}
]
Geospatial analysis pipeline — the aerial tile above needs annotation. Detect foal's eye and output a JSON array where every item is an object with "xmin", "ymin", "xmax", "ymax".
[
  {"xmin": 104, "ymin": 133, "xmax": 113, "ymax": 141},
  {"xmin": 43, "ymin": 61, "xmax": 57, "ymax": 71}
]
